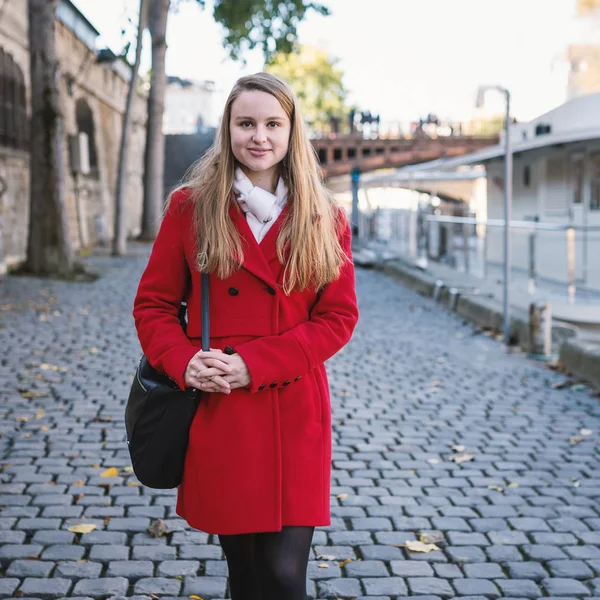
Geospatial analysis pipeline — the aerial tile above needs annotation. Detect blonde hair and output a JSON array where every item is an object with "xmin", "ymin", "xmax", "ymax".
[{"xmin": 170, "ymin": 72, "xmax": 348, "ymax": 294}]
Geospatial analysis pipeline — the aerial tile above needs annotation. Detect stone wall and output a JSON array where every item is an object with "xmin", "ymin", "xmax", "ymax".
[{"xmin": 0, "ymin": 0, "xmax": 146, "ymax": 271}]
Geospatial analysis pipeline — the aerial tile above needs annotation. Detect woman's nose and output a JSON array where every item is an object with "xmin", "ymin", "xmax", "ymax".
[{"xmin": 252, "ymin": 127, "xmax": 267, "ymax": 143}]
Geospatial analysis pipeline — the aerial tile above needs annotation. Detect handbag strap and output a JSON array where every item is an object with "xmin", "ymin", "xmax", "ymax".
[{"xmin": 201, "ymin": 273, "xmax": 210, "ymax": 352}]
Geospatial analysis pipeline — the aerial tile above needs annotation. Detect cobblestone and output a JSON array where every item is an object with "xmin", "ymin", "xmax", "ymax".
[{"xmin": 0, "ymin": 248, "xmax": 599, "ymax": 598}]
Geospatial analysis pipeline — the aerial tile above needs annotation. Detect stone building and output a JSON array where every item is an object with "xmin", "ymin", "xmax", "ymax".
[{"xmin": 0, "ymin": 0, "xmax": 146, "ymax": 273}]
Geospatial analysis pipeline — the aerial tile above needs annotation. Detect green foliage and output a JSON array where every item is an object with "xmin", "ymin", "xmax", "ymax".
[
  {"xmin": 266, "ymin": 45, "xmax": 347, "ymax": 132},
  {"xmin": 206, "ymin": 0, "xmax": 329, "ymax": 62}
]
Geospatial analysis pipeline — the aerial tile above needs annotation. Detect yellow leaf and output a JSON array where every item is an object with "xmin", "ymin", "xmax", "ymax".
[
  {"xmin": 40, "ymin": 425, "xmax": 49, "ymax": 431},
  {"xmin": 189, "ymin": 596, "xmax": 204, "ymax": 600},
  {"xmin": 35, "ymin": 408, "xmax": 45, "ymax": 420},
  {"xmin": 405, "ymin": 540, "xmax": 440, "ymax": 553},
  {"xmin": 128, "ymin": 482, "xmax": 139, "ymax": 487},
  {"xmin": 100, "ymin": 467, "xmax": 119, "ymax": 477},
  {"xmin": 318, "ymin": 563, "xmax": 329, "ymax": 568},
  {"xmin": 15, "ymin": 416, "xmax": 28, "ymax": 422},
  {"xmin": 488, "ymin": 485, "xmax": 504, "ymax": 492},
  {"xmin": 507, "ymin": 482, "xmax": 519, "ymax": 488},
  {"xmin": 68, "ymin": 524, "xmax": 97, "ymax": 534},
  {"xmin": 122, "ymin": 466, "xmax": 134, "ymax": 474},
  {"xmin": 73, "ymin": 480, "xmax": 85, "ymax": 486},
  {"xmin": 89, "ymin": 347, "xmax": 99, "ymax": 354},
  {"xmin": 336, "ymin": 493, "xmax": 348, "ymax": 499}
]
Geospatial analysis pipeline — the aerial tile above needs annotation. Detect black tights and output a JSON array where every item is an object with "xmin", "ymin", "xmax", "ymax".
[{"xmin": 219, "ymin": 526, "xmax": 314, "ymax": 600}]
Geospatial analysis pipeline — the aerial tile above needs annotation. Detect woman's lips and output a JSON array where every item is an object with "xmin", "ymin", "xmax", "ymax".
[{"xmin": 248, "ymin": 148, "xmax": 270, "ymax": 157}]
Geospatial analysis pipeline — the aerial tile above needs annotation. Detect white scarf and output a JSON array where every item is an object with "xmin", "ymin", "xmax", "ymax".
[{"xmin": 233, "ymin": 167, "xmax": 288, "ymax": 243}]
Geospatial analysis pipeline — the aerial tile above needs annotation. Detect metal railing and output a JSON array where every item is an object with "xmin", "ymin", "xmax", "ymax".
[{"xmin": 358, "ymin": 208, "xmax": 600, "ymax": 301}]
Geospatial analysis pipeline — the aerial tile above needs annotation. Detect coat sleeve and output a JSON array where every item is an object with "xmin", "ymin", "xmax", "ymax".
[
  {"xmin": 235, "ymin": 217, "xmax": 359, "ymax": 393},
  {"xmin": 132, "ymin": 190, "xmax": 197, "ymax": 391}
]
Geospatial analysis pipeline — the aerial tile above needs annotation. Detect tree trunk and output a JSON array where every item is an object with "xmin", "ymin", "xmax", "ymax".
[
  {"xmin": 112, "ymin": 0, "xmax": 148, "ymax": 256},
  {"xmin": 26, "ymin": 0, "xmax": 74, "ymax": 275},
  {"xmin": 140, "ymin": 0, "xmax": 170, "ymax": 241}
]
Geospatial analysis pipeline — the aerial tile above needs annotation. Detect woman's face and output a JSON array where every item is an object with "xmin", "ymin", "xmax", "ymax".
[{"xmin": 229, "ymin": 90, "xmax": 291, "ymax": 187}]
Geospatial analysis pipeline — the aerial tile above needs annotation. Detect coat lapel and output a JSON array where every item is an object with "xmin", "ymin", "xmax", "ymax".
[{"xmin": 229, "ymin": 202, "xmax": 279, "ymax": 287}]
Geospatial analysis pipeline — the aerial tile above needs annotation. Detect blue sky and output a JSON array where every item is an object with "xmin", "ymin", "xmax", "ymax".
[{"xmin": 72, "ymin": 0, "xmax": 583, "ymax": 123}]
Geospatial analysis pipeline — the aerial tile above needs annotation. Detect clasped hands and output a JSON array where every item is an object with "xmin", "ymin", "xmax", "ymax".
[{"xmin": 184, "ymin": 349, "xmax": 251, "ymax": 394}]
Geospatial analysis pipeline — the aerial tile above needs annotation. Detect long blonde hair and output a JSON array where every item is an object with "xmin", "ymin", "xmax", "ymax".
[{"xmin": 170, "ymin": 72, "xmax": 348, "ymax": 294}]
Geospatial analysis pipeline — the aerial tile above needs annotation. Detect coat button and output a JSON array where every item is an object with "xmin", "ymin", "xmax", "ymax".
[
  {"xmin": 295, "ymin": 376, "xmax": 302, "ymax": 381},
  {"xmin": 228, "ymin": 287, "xmax": 239, "ymax": 296},
  {"xmin": 266, "ymin": 286, "xmax": 276, "ymax": 296},
  {"xmin": 258, "ymin": 384, "xmax": 266, "ymax": 390},
  {"xmin": 269, "ymin": 382, "xmax": 278, "ymax": 388},
  {"xmin": 283, "ymin": 380, "xmax": 291, "ymax": 386},
  {"xmin": 224, "ymin": 346, "xmax": 234, "ymax": 355}
]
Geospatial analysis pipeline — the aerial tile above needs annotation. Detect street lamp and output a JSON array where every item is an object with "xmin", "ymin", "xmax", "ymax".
[{"xmin": 476, "ymin": 85, "xmax": 512, "ymax": 345}]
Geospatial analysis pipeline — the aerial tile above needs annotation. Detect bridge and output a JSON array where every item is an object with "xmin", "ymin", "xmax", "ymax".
[{"xmin": 311, "ymin": 134, "xmax": 499, "ymax": 178}]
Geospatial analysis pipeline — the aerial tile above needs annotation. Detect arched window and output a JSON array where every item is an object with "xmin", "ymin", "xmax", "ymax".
[
  {"xmin": 75, "ymin": 99, "xmax": 98, "ymax": 170},
  {"xmin": 0, "ymin": 48, "xmax": 28, "ymax": 151}
]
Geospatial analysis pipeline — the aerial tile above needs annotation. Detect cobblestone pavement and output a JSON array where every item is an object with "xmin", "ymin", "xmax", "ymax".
[{"xmin": 1, "ymin": 245, "xmax": 600, "ymax": 600}]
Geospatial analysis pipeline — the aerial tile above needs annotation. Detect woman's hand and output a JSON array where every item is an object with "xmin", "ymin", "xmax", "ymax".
[
  {"xmin": 184, "ymin": 350, "xmax": 232, "ymax": 394},
  {"xmin": 196, "ymin": 351, "xmax": 251, "ymax": 390}
]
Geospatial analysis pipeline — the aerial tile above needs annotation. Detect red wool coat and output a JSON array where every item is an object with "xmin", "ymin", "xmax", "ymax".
[{"xmin": 133, "ymin": 189, "xmax": 359, "ymax": 535}]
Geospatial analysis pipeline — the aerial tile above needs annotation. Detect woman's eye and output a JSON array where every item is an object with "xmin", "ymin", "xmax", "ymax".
[
  {"xmin": 268, "ymin": 121, "xmax": 280, "ymax": 128},
  {"xmin": 240, "ymin": 121, "xmax": 252, "ymax": 127}
]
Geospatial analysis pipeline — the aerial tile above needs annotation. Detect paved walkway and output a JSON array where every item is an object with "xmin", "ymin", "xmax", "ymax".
[{"xmin": 0, "ymin": 245, "xmax": 599, "ymax": 599}]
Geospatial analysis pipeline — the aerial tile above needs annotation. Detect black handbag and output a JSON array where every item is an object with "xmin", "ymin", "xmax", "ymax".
[{"xmin": 125, "ymin": 273, "xmax": 210, "ymax": 489}]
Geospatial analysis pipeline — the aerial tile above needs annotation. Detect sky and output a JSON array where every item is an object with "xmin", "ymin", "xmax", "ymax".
[{"xmin": 71, "ymin": 0, "xmax": 589, "ymax": 124}]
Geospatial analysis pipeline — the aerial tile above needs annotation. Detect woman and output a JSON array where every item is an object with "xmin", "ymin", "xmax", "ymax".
[{"xmin": 133, "ymin": 72, "xmax": 359, "ymax": 600}]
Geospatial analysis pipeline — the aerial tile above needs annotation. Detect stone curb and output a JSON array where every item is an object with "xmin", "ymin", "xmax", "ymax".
[{"xmin": 371, "ymin": 258, "xmax": 599, "ymax": 390}]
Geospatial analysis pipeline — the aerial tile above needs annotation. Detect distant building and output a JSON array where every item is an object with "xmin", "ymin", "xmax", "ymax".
[
  {"xmin": 164, "ymin": 76, "xmax": 217, "ymax": 134},
  {"xmin": 567, "ymin": 0, "xmax": 600, "ymax": 99},
  {"xmin": 405, "ymin": 91, "xmax": 600, "ymax": 293},
  {"xmin": 0, "ymin": 0, "xmax": 146, "ymax": 272}
]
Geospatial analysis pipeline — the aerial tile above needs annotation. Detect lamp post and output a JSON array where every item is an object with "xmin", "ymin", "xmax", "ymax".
[{"xmin": 476, "ymin": 85, "xmax": 512, "ymax": 345}]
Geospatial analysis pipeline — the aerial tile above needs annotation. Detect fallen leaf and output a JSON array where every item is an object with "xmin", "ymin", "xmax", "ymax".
[
  {"xmin": 20, "ymin": 391, "xmax": 48, "ymax": 398},
  {"xmin": 507, "ymin": 482, "xmax": 519, "ymax": 488},
  {"xmin": 488, "ymin": 485, "xmax": 504, "ymax": 492},
  {"xmin": 188, "ymin": 596, "xmax": 204, "ymax": 600},
  {"xmin": 40, "ymin": 363, "xmax": 65, "ymax": 372},
  {"xmin": 148, "ymin": 519, "xmax": 169, "ymax": 538},
  {"xmin": 338, "ymin": 558, "xmax": 352, "ymax": 567},
  {"xmin": 570, "ymin": 436, "xmax": 585, "ymax": 445},
  {"xmin": 318, "ymin": 563, "xmax": 329, "ymax": 568},
  {"xmin": 20, "ymin": 433, "xmax": 32, "ymax": 438},
  {"xmin": 127, "ymin": 482, "xmax": 139, "ymax": 487},
  {"xmin": 451, "ymin": 445, "xmax": 465, "ymax": 453},
  {"xmin": 15, "ymin": 416, "xmax": 28, "ymax": 422},
  {"xmin": 121, "ymin": 466, "xmax": 134, "ymax": 474},
  {"xmin": 450, "ymin": 453, "xmax": 474, "ymax": 464},
  {"xmin": 68, "ymin": 524, "xmax": 97, "ymax": 534},
  {"xmin": 73, "ymin": 480, "xmax": 85, "ymax": 486},
  {"xmin": 405, "ymin": 540, "xmax": 440, "ymax": 553},
  {"xmin": 316, "ymin": 553, "xmax": 336, "ymax": 561},
  {"xmin": 35, "ymin": 408, "xmax": 45, "ymax": 420},
  {"xmin": 427, "ymin": 458, "xmax": 440, "ymax": 465},
  {"xmin": 552, "ymin": 380, "xmax": 572, "ymax": 390},
  {"xmin": 89, "ymin": 347, "xmax": 99, "ymax": 354},
  {"xmin": 430, "ymin": 381, "xmax": 441, "ymax": 387},
  {"xmin": 336, "ymin": 493, "xmax": 348, "ymax": 499},
  {"xmin": 581, "ymin": 429, "xmax": 592, "ymax": 436},
  {"xmin": 419, "ymin": 532, "xmax": 444, "ymax": 544},
  {"xmin": 40, "ymin": 425, "xmax": 49, "ymax": 431},
  {"xmin": 100, "ymin": 467, "xmax": 119, "ymax": 477}
]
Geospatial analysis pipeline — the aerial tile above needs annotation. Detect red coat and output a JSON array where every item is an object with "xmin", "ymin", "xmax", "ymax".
[{"xmin": 133, "ymin": 189, "xmax": 359, "ymax": 534}]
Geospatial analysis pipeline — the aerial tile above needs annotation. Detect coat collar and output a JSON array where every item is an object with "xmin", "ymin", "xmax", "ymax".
[{"xmin": 229, "ymin": 198, "xmax": 290, "ymax": 287}]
